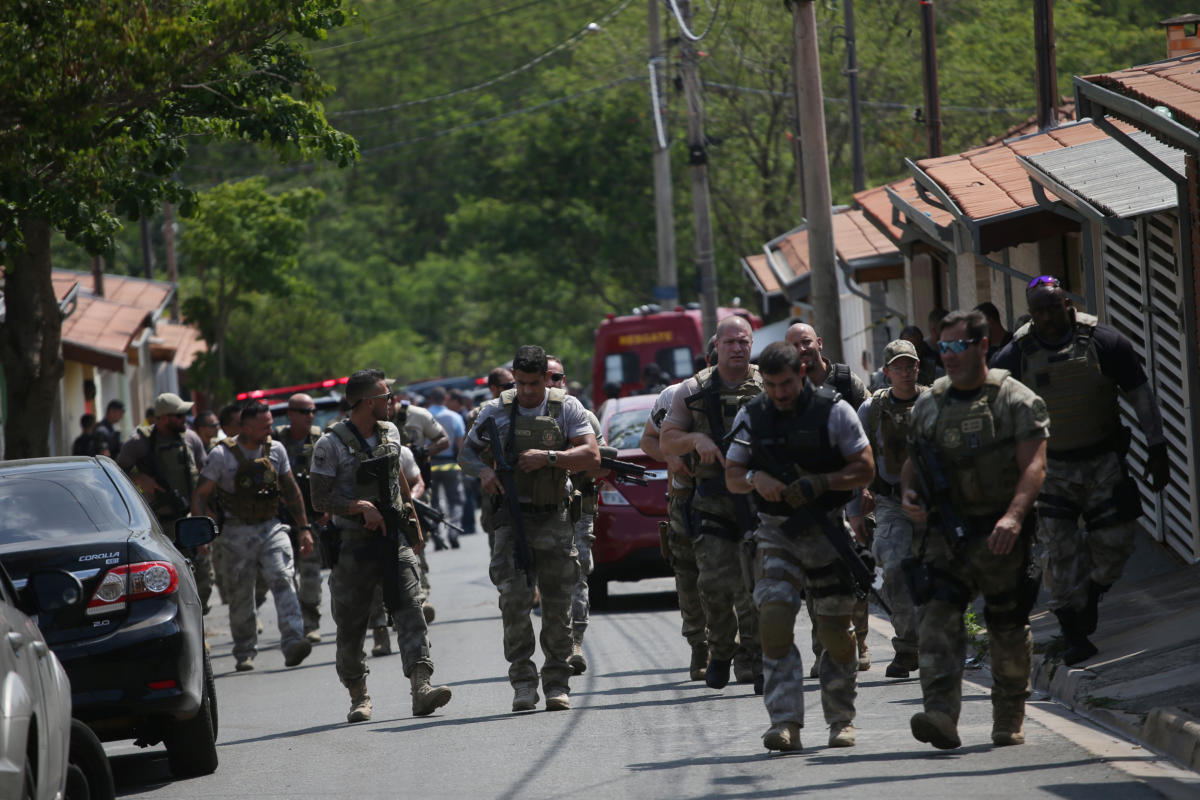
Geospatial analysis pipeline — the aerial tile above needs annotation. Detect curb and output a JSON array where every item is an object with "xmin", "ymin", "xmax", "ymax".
[{"xmin": 1032, "ymin": 652, "xmax": 1200, "ymax": 773}]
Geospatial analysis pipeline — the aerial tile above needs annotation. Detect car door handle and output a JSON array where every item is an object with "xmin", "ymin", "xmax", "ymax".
[
  {"xmin": 31, "ymin": 641, "xmax": 49, "ymax": 659},
  {"xmin": 7, "ymin": 631, "xmax": 25, "ymax": 651}
]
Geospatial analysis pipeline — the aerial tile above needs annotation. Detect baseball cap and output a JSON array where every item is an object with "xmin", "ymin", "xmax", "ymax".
[
  {"xmin": 155, "ymin": 392, "xmax": 195, "ymax": 416},
  {"xmin": 883, "ymin": 339, "xmax": 919, "ymax": 365}
]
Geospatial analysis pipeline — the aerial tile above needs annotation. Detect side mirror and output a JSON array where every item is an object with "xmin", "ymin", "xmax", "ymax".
[
  {"xmin": 25, "ymin": 570, "xmax": 85, "ymax": 613},
  {"xmin": 176, "ymin": 516, "xmax": 218, "ymax": 549}
]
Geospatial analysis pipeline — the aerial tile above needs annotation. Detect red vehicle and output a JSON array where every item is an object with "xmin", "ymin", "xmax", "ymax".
[
  {"xmin": 590, "ymin": 394, "xmax": 672, "ymax": 608},
  {"xmin": 592, "ymin": 305, "xmax": 761, "ymax": 409}
]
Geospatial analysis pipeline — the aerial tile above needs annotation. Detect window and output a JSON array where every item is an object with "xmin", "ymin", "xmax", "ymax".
[
  {"xmin": 0, "ymin": 467, "xmax": 132, "ymax": 543},
  {"xmin": 656, "ymin": 347, "xmax": 692, "ymax": 381},
  {"xmin": 604, "ymin": 352, "xmax": 640, "ymax": 386},
  {"xmin": 606, "ymin": 408, "xmax": 652, "ymax": 451}
]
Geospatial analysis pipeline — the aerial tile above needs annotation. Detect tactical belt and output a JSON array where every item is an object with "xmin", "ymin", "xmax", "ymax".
[
  {"xmin": 870, "ymin": 477, "xmax": 898, "ymax": 498},
  {"xmin": 668, "ymin": 486, "xmax": 693, "ymax": 498},
  {"xmin": 519, "ymin": 502, "xmax": 561, "ymax": 514}
]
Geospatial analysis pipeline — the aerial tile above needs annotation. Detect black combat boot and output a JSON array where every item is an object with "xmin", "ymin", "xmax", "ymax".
[
  {"xmin": 1079, "ymin": 580, "xmax": 1110, "ymax": 636},
  {"xmin": 1054, "ymin": 607, "xmax": 1098, "ymax": 666}
]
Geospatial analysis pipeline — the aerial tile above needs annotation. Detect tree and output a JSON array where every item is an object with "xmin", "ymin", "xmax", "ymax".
[
  {"xmin": 180, "ymin": 179, "xmax": 322, "ymax": 394},
  {"xmin": 0, "ymin": 0, "xmax": 356, "ymax": 458}
]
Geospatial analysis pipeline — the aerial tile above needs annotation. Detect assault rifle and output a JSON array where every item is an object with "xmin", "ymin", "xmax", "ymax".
[
  {"xmin": 414, "ymin": 497, "xmax": 466, "ymax": 535},
  {"xmin": 599, "ymin": 446, "xmax": 648, "ymax": 486},
  {"xmin": 778, "ymin": 491, "xmax": 892, "ymax": 616},
  {"xmin": 358, "ymin": 455, "xmax": 419, "ymax": 614},
  {"xmin": 908, "ymin": 438, "xmax": 969, "ymax": 555},
  {"xmin": 481, "ymin": 416, "xmax": 535, "ymax": 586}
]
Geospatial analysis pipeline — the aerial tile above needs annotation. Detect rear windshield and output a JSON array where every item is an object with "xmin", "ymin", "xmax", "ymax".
[
  {"xmin": 606, "ymin": 407, "xmax": 652, "ymax": 451},
  {"xmin": 0, "ymin": 467, "xmax": 132, "ymax": 543}
]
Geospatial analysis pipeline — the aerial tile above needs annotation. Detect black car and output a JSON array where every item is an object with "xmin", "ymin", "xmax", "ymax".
[{"xmin": 0, "ymin": 456, "xmax": 218, "ymax": 779}]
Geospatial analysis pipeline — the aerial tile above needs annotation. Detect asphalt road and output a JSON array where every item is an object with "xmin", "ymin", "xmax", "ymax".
[{"xmin": 107, "ymin": 528, "xmax": 1199, "ymax": 799}]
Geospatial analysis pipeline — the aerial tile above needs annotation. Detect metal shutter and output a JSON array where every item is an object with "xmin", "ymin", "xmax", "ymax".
[{"xmin": 1099, "ymin": 212, "xmax": 1200, "ymax": 562}]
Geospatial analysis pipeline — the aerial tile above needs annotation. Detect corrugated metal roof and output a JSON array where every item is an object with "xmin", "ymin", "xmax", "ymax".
[{"xmin": 1023, "ymin": 130, "xmax": 1185, "ymax": 218}]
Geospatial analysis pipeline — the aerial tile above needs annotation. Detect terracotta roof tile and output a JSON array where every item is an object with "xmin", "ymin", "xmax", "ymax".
[
  {"xmin": 854, "ymin": 178, "xmax": 955, "ymax": 243},
  {"xmin": 742, "ymin": 253, "xmax": 782, "ymax": 295},
  {"xmin": 1086, "ymin": 52, "xmax": 1200, "ymax": 131},
  {"xmin": 776, "ymin": 229, "xmax": 811, "ymax": 280},
  {"xmin": 61, "ymin": 294, "xmax": 148, "ymax": 359},
  {"xmin": 832, "ymin": 209, "xmax": 901, "ymax": 265},
  {"xmin": 150, "ymin": 322, "xmax": 207, "ymax": 369}
]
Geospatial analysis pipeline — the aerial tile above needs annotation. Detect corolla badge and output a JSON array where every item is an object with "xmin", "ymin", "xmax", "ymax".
[{"xmin": 79, "ymin": 552, "xmax": 120, "ymax": 562}]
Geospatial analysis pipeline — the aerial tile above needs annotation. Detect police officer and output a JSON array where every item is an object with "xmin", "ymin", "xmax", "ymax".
[
  {"xmin": 848, "ymin": 340, "xmax": 926, "ymax": 678},
  {"xmin": 660, "ymin": 315, "xmax": 763, "ymax": 692},
  {"xmin": 191, "ymin": 401, "xmax": 315, "ymax": 672},
  {"xmin": 726, "ymin": 341, "xmax": 874, "ymax": 751},
  {"xmin": 458, "ymin": 345, "xmax": 599, "ymax": 712},
  {"xmin": 95, "ymin": 398, "xmax": 125, "ymax": 458},
  {"xmin": 547, "ymin": 355, "xmax": 605, "ymax": 675},
  {"xmin": 308, "ymin": 369, "xmax": 452, "ymax": 723},
  {"xmin": 785, "ymin": 322, "xmax": 872, "ymax": 672},
  {"xmin": 991, "ymin": 277, "xmax": 1169, "ymax": 664},
  {"xmin": 275, "ymin": 392, "xmax": 326, "ymax": 643},
  {"xmin": 468, "ymin": 367, "xmax": 515, "ymax": 550},
  {"xmin": 901, "ymin": 309, "xmax": 1048, "ymax": 749},
  {"xmin": 118, "ymin": 393, "xmax": 213, "ymax": 609},
  {"xmin": 641, "ymin": 378, "xmax": 710, "ymax": 681}
]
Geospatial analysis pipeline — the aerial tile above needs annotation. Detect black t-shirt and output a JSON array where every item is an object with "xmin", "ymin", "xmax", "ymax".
[
  {"xmin": 72, "ymin": 431, "xmax": 107, "ymax": 457},
  {"xmin": 990, "ymin": 322, "xmax": 1146, "ymax": 391}
]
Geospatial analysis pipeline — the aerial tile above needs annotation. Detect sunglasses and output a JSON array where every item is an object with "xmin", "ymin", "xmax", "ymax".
[
  {"xmin": 288, "ymin": 407, "xmax": 317, "ymax": 414},
  {"xmin": 500, "ymin": 381, "xmax": 516, "ymax": 390},
  {"xmin": 1027, "ymin": 275, "xmax": 1060, "ymax": 290},
  {"xmin": 362, "ymin": 391, "xmax": 391, "ymax": 402},
  {"xmin": 938, "ymin": 337, "xmax": 981, "ymax": 355},
  {"xmin": 549, "ymin": 372, "xmax": 565, "ymax": 382}
]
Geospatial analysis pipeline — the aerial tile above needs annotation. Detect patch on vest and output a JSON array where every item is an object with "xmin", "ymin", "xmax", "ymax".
[
  {"xmin": 941, "ymin": 427, "xmax": 963, "ymax": 449},
  {"xmin": 541, "ymin": 430, "xmax": 557, "ymax": 445},
  {"xmin": 961, "ymin": 418, "xmax": 984, "ymax": 434}
]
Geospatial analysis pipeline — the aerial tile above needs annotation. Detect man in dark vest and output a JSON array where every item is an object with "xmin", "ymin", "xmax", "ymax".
[
  {"xmin": 726, "ymin": 341, "xmax": 874, "ymax": 751},
  {"xmin": 275, "ymin": 392, "xmax": 326, "ymax": 643}
]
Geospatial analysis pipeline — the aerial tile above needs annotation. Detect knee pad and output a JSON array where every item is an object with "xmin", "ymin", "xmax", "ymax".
[
  {"xmin": 759, "ymin": 602, "xmax": 795, "ymax": 659},
  {"xmin": 816, "ymin": 615, "xmax": 856, "ymax": 663}
]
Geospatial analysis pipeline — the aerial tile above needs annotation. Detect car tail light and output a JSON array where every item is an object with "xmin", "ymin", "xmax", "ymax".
[
  {"xmin": 598, "ymin": 481, "xmax": 630, "ymax": 506},
  {"xmin": 86, "ymin": 561, "xmax": 180, "ymax": 616}
]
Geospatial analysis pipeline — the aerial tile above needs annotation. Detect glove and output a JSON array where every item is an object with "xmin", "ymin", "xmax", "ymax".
[
  {"xmin": 783, "ymin": 473, "xmax": 830, "ymax": 506},
  {"xmin": 1145, "ymin": 442, "xmax": 1169, "ymax": 492}
]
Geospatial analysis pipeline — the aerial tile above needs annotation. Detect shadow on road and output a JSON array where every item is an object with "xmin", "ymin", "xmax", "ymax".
[{"xmin": 594, "ymin": 590, "xmax": 679, "ymax": 614}]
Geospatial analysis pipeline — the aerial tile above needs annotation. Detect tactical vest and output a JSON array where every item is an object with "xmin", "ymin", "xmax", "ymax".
[
  {"xmin": 136, "ymin": 426, "xmax": 198, "ymax": 521},
  {"xmin": 652, "ymin": 392, "xmax": 694, "ymax": 490},
  {"xmin": 331, "ymin": 420, "xmax": 402, "ymax": 508},
  {"xmin": 865, "ymin": 386, "xmax": 926, "ymax": 486},
  {"xmin": 500, "ymin": 387, "xmax": 570, "ymax": 506},
  {"xmin": 925, "ymin": 370, "xmax": 1020, "ymax": 517},
  {"xmin": 684, "ymin": 365, "xmax": 763, "ymax": 524},
  {"xmin": 1013, "ymin": 313, "xmax": 1119, "ymax": 453},
  {"xmin": 218, "ymin": 438, "xmax": 280, "ymax": 524},
  {"xmin": 275, "ymin": 424, "xmax": 322, "ymax": 478},
  {"xmin": 744, "ymin": 383, "xmax": 852, "ymax": 517},
  {"xmin": 825, "ymin": 362, "xmax": 857, "ymax": 407}
]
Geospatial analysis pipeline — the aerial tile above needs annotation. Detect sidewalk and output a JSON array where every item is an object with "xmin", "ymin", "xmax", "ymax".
[{"xmin": 1028, "ymin": 532, "xmax": 1200, "ymax": 772}]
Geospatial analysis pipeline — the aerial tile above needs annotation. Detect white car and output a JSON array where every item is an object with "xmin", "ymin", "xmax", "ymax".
[{"xmin": 0, "ymin": 565, "xmax": 74, "ymax": 800}]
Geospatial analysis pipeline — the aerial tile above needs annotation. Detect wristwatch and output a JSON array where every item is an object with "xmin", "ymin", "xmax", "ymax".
[
  {"xmin": 744, "ymin": 469, "xmax": 757, "ymax": 489},
  {"xmin": 546, "ymin": 450, "xmax": 559, "ymax": 466}
]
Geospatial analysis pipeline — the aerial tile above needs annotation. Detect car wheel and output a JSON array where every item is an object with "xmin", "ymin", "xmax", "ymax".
[
  {"xmin": 589, "ymin": 574, "xmax": 609, "ymax": 610},
  {"xmin": 203, "ymin": 648, "xmax": 218, "ymax": 740},
  {"xmin": 162, "ymin": 658, "xmax": 219, "ymax": 778},
  {"xmin": 68, "ymin": 719, "xmax": 114, "ymax": 800}
]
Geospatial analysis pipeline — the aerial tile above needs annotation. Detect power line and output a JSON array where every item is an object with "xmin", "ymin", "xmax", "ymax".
[
  {"xmin": 665, "ymin": 0, "xmax": 721, "ymax": 42},
  {"xmin": 357, "ymin": 75, "xmax": 645, "ymax": 154},
  {"xmin": 701, "ymin": 80, "xmax": 1036, "ymax": 114},
  {"xmin": 329, "ymin": 0, "xmax": 635, "ymax": 119}
]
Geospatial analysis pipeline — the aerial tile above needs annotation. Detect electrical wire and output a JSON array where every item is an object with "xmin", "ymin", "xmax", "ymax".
[
  {"xmin": 329, "ymin": 0, "xmax": 635, "ymax": 119},
  {"xmin": 701, "ymin": 80, "xmax": 1036, "ymax": 114},
  {"xmin": 665, "ymin": 0, "xmax": 721, "ymax": 42}
]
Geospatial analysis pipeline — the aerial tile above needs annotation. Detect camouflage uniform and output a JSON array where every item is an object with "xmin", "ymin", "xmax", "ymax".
[
  {"xmin": 906, "ymin": 369, "xmax": 1048, "ymax": 745},
  {"xmin": 727, "ymin": 382, "xmax": 869, "ymax": 741},
  {"xmin": 311, "ymin": 421, "xmax": 435, "ymax": 685},
  {"xmin": 276, "ymin": 423, "xmax": 325, "ymax": 637},
  {"xmin": 570, "ymin": 409, "xmax": 604, "ymax": 642},
  {"xmin": 667, "ymin": 366, "xmax": 763, "ymax": 684},
  {"xmin": 461, "ymin": 386, "xmax": 593, "ymax": 703}
]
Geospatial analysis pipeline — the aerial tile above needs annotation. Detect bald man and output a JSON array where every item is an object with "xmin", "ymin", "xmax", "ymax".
[{"xmin": 661, "ymin": 316, "xmax": 763, "ymax": 692}]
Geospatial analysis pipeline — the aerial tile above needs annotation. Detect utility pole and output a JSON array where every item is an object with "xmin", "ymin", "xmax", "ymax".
[
  {"xmin": 843, "ymin": 0, "xmax": 866, "ymax": 192},
  {"xmin": 140, "ymin": 217, "xmax": 153, "ymax": 280},
  {"xmin": 163, "ymin": 202, "xmax": 180, "ymax": 319},
  {"xmin": 1033, "ymin": 0, "xmax": 1058, "ymax": 131},
  {"xmin": 678, "ymin": 0, "xmax": 719, "ymax": 340},
  {"xmin": 919, "ymin": 0, "xmax": 942, "ymax": 158},
  {"xmin": 792, "ymin": 1, "xmax": 843, "ymax": 361},
  {"xmin": 648, "ymin": 0, "xmax": 678, "ymax": 305}
]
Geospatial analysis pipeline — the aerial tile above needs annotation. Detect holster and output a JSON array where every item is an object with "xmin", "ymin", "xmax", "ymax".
[
  {"xmin": 569, "ymin": 490, "xmax": 584, "ymax": 524},
  {"xmin": 317, "ymin": 522, "xmax": 341, "ymax": 569},
  {"xmin": 901, "ymin": 554, "xmax": 933, "ymax": 606}
]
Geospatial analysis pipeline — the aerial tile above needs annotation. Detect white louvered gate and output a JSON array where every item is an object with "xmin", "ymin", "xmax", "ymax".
[{"xmin": 1099, "ymin": 212, "xmax": 1200, "ymax": 563}]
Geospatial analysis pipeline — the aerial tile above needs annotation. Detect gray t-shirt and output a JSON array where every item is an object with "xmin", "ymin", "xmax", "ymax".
[
  {"xmin": 649, "ymin": 383, "xmax": 682, "ymax": 432},
  {"xmin": 310, "ymin": 421, "xmax": 419, "ymax": 512},
  {"xmin": 200, "ymin": 438, "xmax": 291, "ymax": 494},
  {"xmin": 399, "ymin": 404, "xmax": 445, "ymax": 448},
  {"xmin": 466, "ymin": 391, "xmax": 593, "ymax": 452}
]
